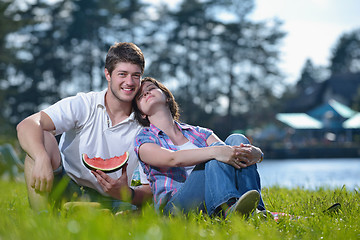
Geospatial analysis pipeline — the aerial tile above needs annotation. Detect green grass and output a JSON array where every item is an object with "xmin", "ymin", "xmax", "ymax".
[{"xmin": 0, "ymin": 180, "xmax": 359, "ymax": 240}]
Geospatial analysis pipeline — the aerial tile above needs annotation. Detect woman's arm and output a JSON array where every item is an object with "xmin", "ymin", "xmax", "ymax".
[
  {"xmin": 138, "ymin": 142, "xmax": 244, "ymax": 169},
  {"xmin": 206, "ymin": 133, "xmax": 222, "ymax": 145}
]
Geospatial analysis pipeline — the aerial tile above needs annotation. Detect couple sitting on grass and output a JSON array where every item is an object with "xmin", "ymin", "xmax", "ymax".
[{"xmin": 17, "ymin": 42, "xmax": 266, "ymax": 218}]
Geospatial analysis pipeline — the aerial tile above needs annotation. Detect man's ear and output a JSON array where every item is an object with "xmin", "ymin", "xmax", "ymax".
[
  {"xmin": 141, "ymin": 114, "xmax": 147, "ymax": 119},
  {"xmin": 104, "ymin": 68, "xmax": 111, "ymax": 82}
]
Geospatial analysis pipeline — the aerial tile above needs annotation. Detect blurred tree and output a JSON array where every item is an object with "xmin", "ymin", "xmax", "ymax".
[
  {"xmin": 296, "ymin": 59, "xmax": 329, "ymax": 91},
  {"xmin": 63, "ymin": 0, "xmax": 148, "ymax": 92},
  {"xmin": 2, "ymin": 0, "xmax": 149, "ymax": 124},
  {"xmin": 2, "ymin": 0, "xmax": 286, "ymax": 140},
  {"xmin": 215, "ymin": 17, "xmax": 285, "ymax": 134},
  {"xmin": 0, "ymin": 0, "xmax": 20, "ymax": 80},
  {"xmin": 329, "ymin": 28, "xmax": 360, "ymax": 111},
  {"xmin": 352, "ymin": 87, "xmax": 360, "ymax": 111},
  {"xmin": 146, "ymin": 0, "xmax": 286, "ymax": 137},
  {"xmin": 143, "ymin": 0, "xmax": 218, "ymax": 125},
  {"xmin": 279, "ymin": 58, "xmax": 330, "ymax": 113},
  {"xmin": 330, "ymin": 28, "xmax": 360, "ymax": 75},
  {"xmin": 0, "ymin": 0, "xmax": 24, "ymax": 136},
  {"xmin": 63, "ymin": 0, "xmax": 113, "ymax": 92},
  {"xmin": 297, "ymin": 59, "xmax": 320, "ymax": 91},
  {"xmin": 3, "ymin": 0, "xmax": 74, "ymax": 124}
]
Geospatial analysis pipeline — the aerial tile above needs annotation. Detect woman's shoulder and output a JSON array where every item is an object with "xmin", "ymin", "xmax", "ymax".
[
  {"xmin": 138, "ymin": 127, "xmax": 153, "ymax": 135},
  {"xmin": 137, "ymin": 126, "xmax": 161, "ymax": 139},
  {"xmin": 134, "ymin": 126, "xmax": 161, "ymax": 148},
  {"xmin": 178, "ymin": 122, "xmax": 213, "ymax": 134}
]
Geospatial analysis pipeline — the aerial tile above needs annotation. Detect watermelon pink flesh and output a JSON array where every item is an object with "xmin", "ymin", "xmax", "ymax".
[{"xmin": 82, "ymin": 152, "xmax": 129, "ymax": 172}]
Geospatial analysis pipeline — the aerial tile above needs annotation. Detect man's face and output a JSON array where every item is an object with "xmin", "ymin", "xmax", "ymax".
[{"xmin": 105, "ymin": 62, "xmax": 142, "ymax": 103}]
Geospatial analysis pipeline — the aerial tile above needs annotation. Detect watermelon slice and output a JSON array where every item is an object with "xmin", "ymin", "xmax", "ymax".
[{"xmin": 82, "ymin": 152, "xmax": 129, "ymax": 173}]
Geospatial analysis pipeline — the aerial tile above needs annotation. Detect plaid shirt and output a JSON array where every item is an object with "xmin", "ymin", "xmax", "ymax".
[{"xmin": 134, "ymin": 121, "xmax": 213, "ymax": 210}]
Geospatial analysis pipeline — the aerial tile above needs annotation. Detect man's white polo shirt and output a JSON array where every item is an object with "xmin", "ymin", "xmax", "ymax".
[{"xmin": 43, "ymin": 89, "xmax": 145, "ymax": 196}]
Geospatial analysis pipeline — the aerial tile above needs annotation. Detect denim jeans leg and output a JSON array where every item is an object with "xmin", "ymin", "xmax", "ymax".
[
  {"xmin": 205, "ymin": 134, "xmax": 266, "ymax": 215},
  {"xmin": 205, "ymin": 159, "xmax": 241, "ymax": 215},
  {"xmin": 163, "ymin": 164, "xmax": 206, "ymax": 215},
  {"xmin": 225, "ymin": 134, "xmax": 265, "ymax": 210}
]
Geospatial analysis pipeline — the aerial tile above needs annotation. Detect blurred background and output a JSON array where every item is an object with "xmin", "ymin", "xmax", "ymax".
[{"xmin": 0, "ymin": 0, "xmax": 359, "ymax": 189}]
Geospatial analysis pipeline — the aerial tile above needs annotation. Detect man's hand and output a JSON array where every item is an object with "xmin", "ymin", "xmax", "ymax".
[
  {"xmin": 92, "ymin": 164, "xmax": 132, "ymax": 201},
  {"xmin": 31, "ymin": 155, "xmax": 54, "ymax": 193}
]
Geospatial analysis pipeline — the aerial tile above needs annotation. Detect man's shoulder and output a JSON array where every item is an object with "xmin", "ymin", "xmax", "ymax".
[
  {"xmin": 65, "ymin": 90, "xmax": 106, "ymax": 110},
  {"xmin": 76, "ymin": 90, "xmax": 106, "ymax": 102}
]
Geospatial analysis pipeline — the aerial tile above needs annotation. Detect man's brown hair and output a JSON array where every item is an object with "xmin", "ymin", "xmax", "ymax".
[{"xmin": 105, "ymin": 42, "xmax": 145, "ymax": 75}]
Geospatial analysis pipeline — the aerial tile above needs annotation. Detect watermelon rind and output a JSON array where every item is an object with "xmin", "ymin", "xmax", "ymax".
[{"xmin": 82, "ymin": 152, "xmax": 129, "ymax": 173}]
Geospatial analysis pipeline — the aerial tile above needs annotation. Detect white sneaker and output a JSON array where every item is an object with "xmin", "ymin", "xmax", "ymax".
[{"xmin": 225, "ymin": 190, "xmax": 260, "ymax": 218}]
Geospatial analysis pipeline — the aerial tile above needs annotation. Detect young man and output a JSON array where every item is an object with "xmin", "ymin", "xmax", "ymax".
[{"xmin": 16, "ymin": 42, "xmax": 152, "ymax": 212}]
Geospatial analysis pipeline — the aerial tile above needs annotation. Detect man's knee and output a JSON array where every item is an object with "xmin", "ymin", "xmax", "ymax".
[
  {"xmin": 224, "ymin": 134, "xmax": 250, "ymax": 146},
  {"xmin": 24, "ymin": 154, "xmax": 35, "ymax": 174},
  {"xmin": 24, "ymin": 131, "xmax": 61, "ymax": 171}
]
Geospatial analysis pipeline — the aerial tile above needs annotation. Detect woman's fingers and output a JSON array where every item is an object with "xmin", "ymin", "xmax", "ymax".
[{"xmin": 231, "ymin": 157, "xmax": 247, "ymax": 169}]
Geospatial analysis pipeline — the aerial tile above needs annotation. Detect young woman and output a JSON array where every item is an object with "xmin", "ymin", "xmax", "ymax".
[{"xmin": 133, "ymin": 77, "xmax": 266, "ymax": 218}]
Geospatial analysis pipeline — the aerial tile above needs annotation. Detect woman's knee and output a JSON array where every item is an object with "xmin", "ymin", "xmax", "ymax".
[
  {"xmin": 206, "ymin": 159, "xmax": 233, "ymax": 172},
  {"xmin": 243, "ymin": 163, "xmax": 258, "ymax": 172},
  {"xmin": 224, "ymin": 134, "xmax": 250, "ymax": 146}
]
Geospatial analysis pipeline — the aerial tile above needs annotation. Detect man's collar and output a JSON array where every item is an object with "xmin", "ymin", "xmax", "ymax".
[{"xmin": 96, "ymin": 88, "xmax": 108, "ymax": 109}]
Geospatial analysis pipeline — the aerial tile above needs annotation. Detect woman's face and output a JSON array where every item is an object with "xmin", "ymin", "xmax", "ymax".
[{"xmin": 136, "ymin": 81, "xmax": 167, "ymax": 116}]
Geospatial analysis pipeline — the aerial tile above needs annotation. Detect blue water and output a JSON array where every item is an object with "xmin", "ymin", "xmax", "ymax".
[
  {"xmin": 258, "ymin": 158, "xmax": 360, "ymax": 190},
  {"xmin": 133, "ymin": 158, "xmax": 360, "ymax": 190}
]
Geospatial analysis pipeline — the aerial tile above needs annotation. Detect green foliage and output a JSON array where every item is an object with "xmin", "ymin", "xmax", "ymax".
[
  {"xmin": 2, "ymin": 0, "xmax": 359, "ymax": 139},
  {"xmin": 1, "ymin": 0, "xmax": 150, "ymax": 124},
  {"xmin": 0, "ymin": 0, "xmax": 22, "ymax": 78},
  {"xmin": 296, "ymin": 59, "xmax": 328, "ymax": 91},
  {"xmin": 146, "ymin": 0, "xmax": 286, "ymax": 136},
  {"xmin": 351, "ymin": 86, "xmax": 360, "ymax": 111},
  {"xmin": 330, "ymin": 28, "xmax": 360, "ymax": 75},
  {"xmin": 0, "ymin": 180, "xmax": 359, "ymax": 239},
  {"xmin": 1, "ymin": 0, "xmax": 286, "ymax": 138}
]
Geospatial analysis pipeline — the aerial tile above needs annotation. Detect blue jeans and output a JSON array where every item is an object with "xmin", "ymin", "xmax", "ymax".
[{"xmin": 163, "ymin": 134, "xmax": 265, "ymax": 216}]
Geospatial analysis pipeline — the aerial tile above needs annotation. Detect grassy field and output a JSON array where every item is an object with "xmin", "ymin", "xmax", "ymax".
[{"xmin": 0, "ymin": 179, "xmax": 359, "ymax": 240}]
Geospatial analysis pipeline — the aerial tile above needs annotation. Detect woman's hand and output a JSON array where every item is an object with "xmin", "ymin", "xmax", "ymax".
[
  {"xmin": 214, "ymin": 144, "xmax": 263, "ymax": 169},
  {"xmin": 235, "ymin": 143, "xmax": 263, "ymax": 167},
  {"xmin": 213, "ymin": 145, "xmax": 248, "ymax": 169}
]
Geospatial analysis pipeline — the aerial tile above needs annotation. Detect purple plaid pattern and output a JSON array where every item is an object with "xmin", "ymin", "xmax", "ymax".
[{"xmin": 134, "ymin": 121, "xmax": 213, "ymax": 209}]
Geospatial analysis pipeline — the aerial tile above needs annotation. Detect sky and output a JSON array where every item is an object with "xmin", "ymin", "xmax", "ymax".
[{"xmin": 249, "ymin": 0, "xmax": 360, "ymax": 84}]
